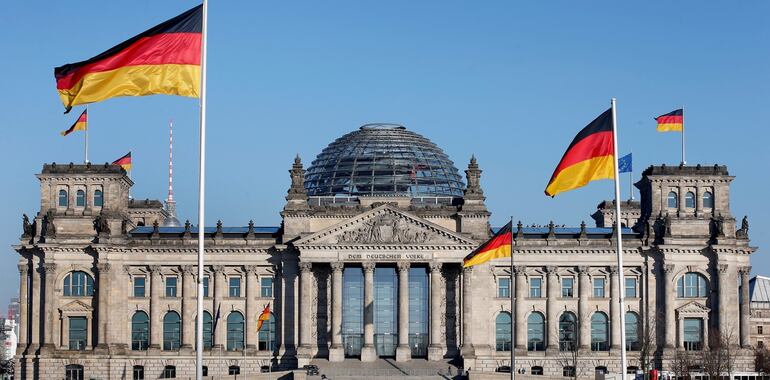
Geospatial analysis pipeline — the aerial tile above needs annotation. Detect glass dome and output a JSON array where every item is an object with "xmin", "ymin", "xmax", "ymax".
[{"xmin": 304, "ymin": 124, "xmax": 465, "ymax": 197}]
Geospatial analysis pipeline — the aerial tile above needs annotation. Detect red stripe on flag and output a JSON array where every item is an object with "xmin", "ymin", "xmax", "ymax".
[
  {"xmin": 656, "ymin": 115, "xmax": 683, "ymax": 124},
  {"xmin": 550, "ymin": 131, "xmax": 614, "ymax": 177}
]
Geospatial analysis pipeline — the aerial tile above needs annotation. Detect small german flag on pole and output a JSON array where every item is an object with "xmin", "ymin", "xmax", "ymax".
[
  {"xmin": 257, "ymin": 304, "xmax": 271, "ymax": 331},
  {"xmin": 655, "ymin": 108, "xmax": 684, "ymax": 132},
  {"xmin": 544, "ymin": 109, "xmax": 615, "ymax": 197},
  {"xmin": 60, "ymin": 109, "xmax": 88, "ymax": 136},
  {"xmin": 463, "ymin": 221, "xmax": 512, "ymax": 267},
  {"xmin": 112, "ymin": 152, "xmax": 132, "ymax": 171},
  {"xmin": 54, "ymin": 5, "xmax": 203, "ymax": 113}
]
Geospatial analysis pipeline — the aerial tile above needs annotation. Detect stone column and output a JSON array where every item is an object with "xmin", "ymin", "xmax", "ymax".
[
  {"xmin": 30, "ymin": 256, "xmax": 41, "ymax": 352},
  {"xmin": 663, "ymin": 264, "xmax": 676, "ymax": 348},
  {"xmin": 460, "ymin": 266, "xmax": 475, "ymax": 358},
  {"xmin": 428, "ymin": 262, "xmax": 445, "ymax": 361},
  {"xmin": 149, "ymin": 265, "xmax": 162, "ymax": 350},
  {"xmin": 96, "ymin": 263, "xmax": 111, "ymax": 352},
  {"xmin": 17, "ymin": 262, "xmax": 29, "ymax": 355},
  {"xmin": 245, "ymin": 265, "xmax": 258, "ymax": 352},
  {"xmin": 578, "ymin": 266, "xmax": 590, "ymax": 349},
  {"xmin": 212, "ymin": 265, "xmax": 226, "ymax": 349},
  {"xmin": 396, "ymin": 261, "xmax": 411, "ymax": 362},
  {"xmin": 545, "ymin": 266, "xmax": 558, "ymax": 352},
  {"xmin": 181, "ymin": 265, "xmax": 195, "ymax": 351},
  {"xmin": 609, "ymin": 266, "xmax": 621, "ymax": 351},
  {"xmin": 514, "ymin": 266, "xmax": 527, "ymax": 350},
  {"xmin": 41, "ymin": 262, "xmax": 57, "ymax": 352},
  {"xmin": 329, "ymin": 262, "xmax": 345, "ymax": 361},
  {"xmin": 298, "ymin": 262, "xmax": 313, "ymax": 358},
  {"xmin": 739, "ymin": 266, "xmax": 751, "ymax": 347},
  {"xmin": 361, "ymin": 262, "xmax": 377, "ymax": 362}
]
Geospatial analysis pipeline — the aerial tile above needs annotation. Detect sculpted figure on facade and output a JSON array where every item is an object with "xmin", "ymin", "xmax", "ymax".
[{"xmin": 337, "ymin": 213, "xmax": 433, "ymax": 244}]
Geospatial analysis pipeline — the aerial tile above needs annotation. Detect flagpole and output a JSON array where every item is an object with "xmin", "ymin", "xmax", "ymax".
[
  {"xmin": 510, "ymin": 216, "xmax": 515, "ymax": 380},
  {"xmin": 629, "ymin": 151, "xmax": 633, "ymax": 201},
  {"xmin": 84, "ymin": 105, "xmax": 89, "ymax": 163},
  {"xmin": 611, "ymin": 98, "xmax": 628, "ymax": 378},
  {"xmin": 681, "ymin": 105, "xmax": 686, "ymax": 165},
  {"xmin": 195, "ymin": 0, "xmax": 209, "ymax": 379}
]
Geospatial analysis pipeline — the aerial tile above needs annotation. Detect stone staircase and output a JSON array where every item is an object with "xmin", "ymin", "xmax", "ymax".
[{"xmin": 309, "ymin": 358, "xmax": 464, "ymax": 379}]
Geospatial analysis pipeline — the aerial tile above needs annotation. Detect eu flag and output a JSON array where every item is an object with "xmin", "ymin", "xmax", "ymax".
[{"xmin": 618, "ymin": 153, "xmax": 632, "ymax": 173}]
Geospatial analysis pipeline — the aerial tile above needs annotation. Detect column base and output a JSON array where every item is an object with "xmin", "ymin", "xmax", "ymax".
[
  {"xmin": 396, "ymin": 345, "xmax": 411, "ymax": 362},
  {"xmin": 361, "ymin": 345, "xmax": 377, "ymax": 362},
  {"xmin": 38, "ymin": 343, "xmax": 56, "ymax": 355},
  {"xmin": 460, "ymin": 344, "xmax": 475, "ymax": 358},
  {"xmin": 180, "ymin": 344, "xmax": 194, "ymax": 354},
  {"xmin": 427, "ymin": 345, "xmax": 445, "ymax": 361},
  {"xmin": 329, "ymin": 346, "xmax": 345, "ymax": 362},
  {"xmin": 93, "ymin": 343, "xmax": 109, "ymax": 354}
]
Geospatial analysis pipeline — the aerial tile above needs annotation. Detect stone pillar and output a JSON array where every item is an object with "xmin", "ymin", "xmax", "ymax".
[
  {"xmin": 460, "ymin": 266, "xmax": 475, "ymax": 358},
  {"xmin": 181, "ymin": 265, "xmax": 195, "ymax": 351},
  {"xmin": 514, "ymin": 266, "xmax": 527, "ymax": 350},
  {"xmin": 739, "ymin": 266, "xmax": 751, "ymax": 347},
  {"xmin": 149, "ymin": 265, "xmax": 162, "ymax": 350},
  {"xmin": 695, "ymin": 187, "xmax": 704, "ymax": 216},
  {"xmin": 298, "ymin": 262, "xmax": 313, "ymax": 358},
  {"xmin": 609, "ymin": 266, "xmax": 621, "ymax": 351},
  {"xmin": 212, "ymin": 265, "xmax": 226, "ymax": 350},
  {"xmin": 329, "ymin": 262, "xmax": 345, "ymax": 362},
  {"xmin": 245, "ymin": 265, "xmax": 258, "ymax": 352},
  {"xmin": 96, "ymin": 262, "xmax": 111, "ymax": 352},
  {"xmin": 545, "ymin": 266, "xmax": 558, "ymax": 352},
  {"xmin": 396, "ymin": 261, "xmax": 411, "ymax": 362},
  {"xmin": 41, "ymin": 262, "xmax": 57, "ymax": 352},
  {"xmin": 578, "ymin": 266, "xmax": 590, "ymax": 349},
  {"xmin": 663, "ymin": 264, "xmax": 676, "ymax": 348},
  {"xmin": 361, "ymin": 262, "xmax": 377, "ymax": 362},
  {"xmin": 428, "ymin": 262, "xmax": 445, "ymax": 361},
  {"xmin": 30, "ymin": 256, "xmax": 41, "ymax": 352},
  {"xmin": 17, "ymin": 262, "xmax": 28, "ymax": 355}
]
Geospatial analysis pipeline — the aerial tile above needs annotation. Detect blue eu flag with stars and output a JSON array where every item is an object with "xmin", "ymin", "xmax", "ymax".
[{"xmin": 618, "ymin": 153, "xmax": 632, "ymax": 173}]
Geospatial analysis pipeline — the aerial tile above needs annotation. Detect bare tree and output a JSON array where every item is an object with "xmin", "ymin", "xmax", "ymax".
[
  {"xmin": 671, "ymin": 349, "xmax": 699, "ymax": 380},
  {"xmin": 552, "ymin": 317, "xmax": 585, "ymax": 380},
  {"xmin": 701, "ymin": 325, "xmax": 739, "ymax": 379},
  {"xmin": 637, "ymin": 313, "xmax": 661, "ymax": 376},
  {"xmin": 756, "ymin": 345, "xmax": 770, "ymax": 373}
]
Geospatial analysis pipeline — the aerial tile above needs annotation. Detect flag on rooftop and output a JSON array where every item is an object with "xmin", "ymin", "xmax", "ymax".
[
  {"xmin": 54, "ymin": 5, "xmax": 203, "ymax": 113},
  {"xmin": 655, "ymin": 108, "xmax": 684, "ymax": 132},
  {"xmin": 60, "ymin": 109, "xmax": 88, "ymax": 136},
  {"xmin": 112, "ymin": 152, "xmax": 132, "ymax": 171},
  {"xmin": 544, "ymin": 109, "xmax": 615, "ymax": 197},
  {"xmin": 463, "ymin": 221, "xmax": 512, "ymax": 267},
  {"xmin": 618, "ymin": 153, "xmax": 632, "ymax": 173}
]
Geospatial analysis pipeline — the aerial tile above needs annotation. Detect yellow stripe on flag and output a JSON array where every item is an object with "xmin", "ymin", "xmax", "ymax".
[
  {"xmin": 463, "ymin": 244, "xmax": 511, "ymax": 268},
  {"xmin": 656, "ymin": 123, "xmax": 683, "ymax": 132},
  {"xmin": 544, "ymin": 155, "xmax": 615, "ymax": 197}
]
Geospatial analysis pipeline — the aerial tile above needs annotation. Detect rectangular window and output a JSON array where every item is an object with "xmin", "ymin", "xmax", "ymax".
[
  {"xmin": 133, "ymin": 276, "xmax": 146, "ymax": 298},
  {"xmin": 683, "ymin": 318, "xmax": 703, "ymax": 351},
  {"xmin": 133, "ymin": 366, "xmax": 145, "ymax": 380},
  {"xmin": 69, "ymin": 316, "xmax": 87, "ymax": 350},
  {"xmin": 625, "ymin": 278, "xmax": 637, "ymax": 298},
  {"xmin": 165, "ymin": 276, "xmax": 178, "ymax": 297},
  {"xmin": 203, "ymin": 276, "xmax": 209, "ymax": 297},
  {"xmin": 261, "ymin": 277, "xmax": 274, "ymax": 297},
  {"xmin": 498, "ymin": 277, "xmax": 511, "ymax": 298},
  {"xmin": 561, "ymin": 277, "xmax": 574, "ymax": 298},
  {"xmin": 759, "ymin": 326, "xmax": 764, "ymax": 335},
  {"xmin": 593, "ymin": 278, "xmax": 606, "ymax": 298},
  {"xmin": 530, "ymin": 278, "xmax": 542, "ymax": 298},
  {"xmin": 229, "ymin": 277, "xmax": 241, "ymax": 297}
]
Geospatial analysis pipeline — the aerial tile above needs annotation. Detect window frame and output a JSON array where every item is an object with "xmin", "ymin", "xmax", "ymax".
[
  {"xmin": 94, "ymin": 189, "xmax": 104, "ymax": 207},
  {"xmin": 683, "ymin": 317, "xmax": 703, "ymax": 351},
  {"xmin": 63, "ymin": 271, "xmax": 94, "ymax": 297},
  {"xmin": 527, "ymin": 312, "xmax": 545, "ymax": 352},
  {"xmin": 497, "ymin": 276, "xmax": 511, "ymax": 298},
  {"xmin": 203, "ymin": 276, "xmax": 210, "ymax": 298},
  {"xmin": 229, "ymin": 276, "xmax": 242, "ymax": 298},
  {"xmin": 58, "ymin": 189, "xmax": 69, "ymax": 207},
  {"xmin": 163, "ymin": 311, "xmax": 181, "ymax": 351},
  {"xmin": 677, "ymin": 272, "xmax": 708, "ymax": 298},
  {"xmin": 667, "ymin": 191, "xmax": 678, "ymax": 209},
  {"xmin": 561, "ymin": 277, "xmax": 574, "ymax": 298},
  {"xmin": 257, "ymin": 312, "xmax": 276, "ymax": 351},
  {"xmin": 260, "ymin": 276, "xmax": 273, "ymax": 297},
  {"xmin": 132, "ymin": 365, "xmax": 145, "ymax": 380},
  {"xmin": 133, "ymin": 276, "xmax": 146, "ymax": 298},
  {"xmin": 625, "ymin": 277, "xmax": 637, "ymax": 298},
  {"xmin": 529, "ymin": 277, "xmax": 542, "ymax": 298},
  {"xmin": 590, "ymin": 312, "xmax": 609, "ymax": 352},
  {"xmin": 226, "ymin": 311, "xmax": 245, "ymax": 351},
  {"xmin": 495, "ymin": 312, "xmax": 512, "ymax": 352},
  {"xmin": 558, "ymin": 312, "xmax": 577, "ymax": 352},
  {"xmin": 165, "ymin": 276, "xmax": 178, "ymax": 298},
  {"xmin": 76, "ymin": 189, "xmax": 86, "ymax": 207},
  {"xmin": 162, "ymin": 365, "xmax": 176, "ymax": 379},
  {"xmin": 593, "ymin": 277, "xmax": 606, "ymax": 298},
  {"xmin": 625, "ymin": 312, "xmax": 641, "ymax": 351},
  {"xmin": 228, "ymin": 366, "xmax": 241, "ymax": 375},
  {"xmin": 65, "ymin": 364, "xmax": 84, "ymax": 380},
  {"xmin": 703, "ymin": 191, "xmax": 714, "ymax": 209},
  {"xmin": 131, "ymin": 311, "xmax": 149, "ymax": 351},
  {"xmin": 68, "ymin": 316, "xmax": 88, "ymax": 351},
  {"xmin": 685, "ymin": 191, "xmax": 696, "ymax": 209}
]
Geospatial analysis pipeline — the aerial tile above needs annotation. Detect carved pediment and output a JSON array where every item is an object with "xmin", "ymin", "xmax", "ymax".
[
  {"xmin": 294, "ymin": 205, "xmax": 477, "ymax": 248},
  {"xmin": 59, "ymin": 300, "xmax": 93, "ymax": 313},
  {"xmin": 676, "ymin": 301, "xmax": 710, "ymax": 316}
]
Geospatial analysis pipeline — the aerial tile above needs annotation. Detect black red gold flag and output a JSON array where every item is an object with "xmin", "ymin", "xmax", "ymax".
[
  {"xmin": 463, "ymin": 221, "xmax": 512, "ymax": 267},
  {"xmin": 60, "ymin": 109, "xmax": 88, "ymax": 136},
  {"xmin": 655, "ymin": 108, "xmax": 684, "ymax": 132},
  {"xmin": 112, "ymin": 152, "xmax": 132, "ymax": 171},
  {"xmin": 257, "ymin": 305, "xmax": 271, "ymax": 332}
]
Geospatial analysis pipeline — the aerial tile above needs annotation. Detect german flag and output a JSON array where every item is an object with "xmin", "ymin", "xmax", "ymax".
[
  {"xmin": 112, "ymin": 152, "xmax": 132, "ymax": 171},
  {"xmin": 655, "ymin": 109, "xmax": 683, "ymax": 132},
  {"xmin": 54, "ymin": 5, "xmax": 202, "ymax": 113},
  {"xmin": 544, "ymin": 109, "xmax": 615, "ymax": 197},
  {"xmin": 60, "ymin": 109, "xmax": 88, "ymax": 136},
  {"xmin": 463, "ymin": 221, "xmax": 512, "ymax": 267},
  {"xmin": 257, "ymin": 305, "xmax": 271, "ymax": 331}
]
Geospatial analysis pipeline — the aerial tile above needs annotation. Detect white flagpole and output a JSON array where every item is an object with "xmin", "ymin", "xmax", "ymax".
[
  {"xmin": 196, "ymin": 0, "xmax": 209, "ymax": 379},
  {"xmin": 84, "ymin": 105, "xmax": 89, "ymax": 163},
  {"xmin": 510, "ymin": 216, "xmax": 515, "ymax": 380},
  {"xmin": 681, "ymin": 105, "xmax": 686, "ymax": 165},
  {"xmin": 611, "ymin": 98, "xmax": 628, "ymax": 378}
]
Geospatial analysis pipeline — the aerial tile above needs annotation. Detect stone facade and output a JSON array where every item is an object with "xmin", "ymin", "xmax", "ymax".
[{"xmin": 10, "ymin": 142, "xmax": 759, "ymax": 379}]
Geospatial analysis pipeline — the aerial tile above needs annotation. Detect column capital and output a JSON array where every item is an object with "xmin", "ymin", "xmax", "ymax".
[
  {"xmin": 181, "ymin": 265, "xmax": 196, "ymax": 276},
  {"xmin": 17, "ymin": 263, "xmax": 28, "ymax": 275},
  {"xmin": 462, "ymin": 266, "xmax": 473, "ymax": 274},
  {"xmin": 397, "ymin": 261, "xmax": 411, "ymax": 273},
  {"xmin": 97, "ymin": 263, "xmax": 111, "ymax": 273},
  {"xmin": 299, "ymin": 262, "xmax": 313, "ymax": 273},
  {"xmin": 428, "ymin": 261, "xmax": 442, "ymax": 273},
  {"xmin": 513, "ymin": 265, "xmax": 527, "ymax": 275},
  {"xmin": 149, "ymin": 265, "xmax": 162, "ymax": 275},
  {"xmin": 211, "ymin": 265, "xmax": 226, "ymax": 274},
  {"xmin": 244, "ymin": 265, "xmax": 259, "ymax": 275},
  {"xmin": 362, "ymin": 262, "xmax": 375, "ymax": 273},
  {"xmin": 122, "ymin": 265, "xmax": 132, "ymax": 275},
  {"xmin": 330, "ymin": 262, "xmax": 344, "ymax": 273},
  {"xmin": 577, "ymin": 266, "xmax": 589, "ymax": 274},
  {"xmin": 663, "ymin": 264, "xmax": 676, "ymax": 274},
  {"xmin": 717, "ymin": 264, "xmax": 728, "ymax": 274},
  {"xmin": 608, "ymin": 265, "xmax": 618, "ymax": 275},
  {"xmin": 43, "ymin": 262, "xmax": 57, "ymax": 273},
  {"xmin": 738, "ymin": 266, "xmax": 752, "ymax": 276},
  {"xmin": 545, "ymin": 265, "xmax": 557, "ymax": 275}
]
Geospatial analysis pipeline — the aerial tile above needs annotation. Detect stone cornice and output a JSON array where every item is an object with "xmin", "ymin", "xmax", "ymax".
[
  {"xmin": 510, "ymin": 247, "xmax": 642, "ymax": 255},
  {"xmin": 297, "ymin": 243, "xmax": 474, "ymax": 251}
]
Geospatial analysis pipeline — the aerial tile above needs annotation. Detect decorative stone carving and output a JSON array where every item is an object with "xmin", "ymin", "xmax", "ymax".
[
  {"xmin": 183, "ymin": 220, "xmax": 192, "ymax": 239},
  {"xmin": 245, "ymin": 220, "xmax": 255, "ymax": 240},
  {"xmin": 362, "ymin": 262, "xmax": 375, "ymax": 273},
  {"xmin": 717, "ymin": 264, "xmax": 728, "ymax": 274},
  {"xmin": 396, "ymin": 261, "xmax": 410, "ymax": 273},
  {"xmin": 182, "ymin": 265, "xmax": 196, "ymax": 276},
  {"xmin": 545, "ymin": 266, "xmax": 557, "ymax": 275},
  {"xmin": 298, "ymin": 262, "xmax": 313, "ymax": 273},
  {"xmin": 462, "ymin": 266, "xmax": 473, "ymax": 274},
  {"xmin": 577, "ymin": 266, "xmax": 589, "ymax": 274},
  {"xmin": 151, "ymin": 220, "xmax": 160, "ymax": 239},
  {"xmin": 738, "ymin": 266, "xmax": 752, "ymax": 275},
  {"xmin": 97, "ymin": 263, "xmax": 111, "ymax": 273},
  {"xmin": 43, "ymin": 262, "xmax": 57, "ymax": 273},
  {"xmin": 22, "ymin": 214, "xmax": 33, "ymax": 238},
  {"xmin": 608, "ymin": 266, "xmax": 618, "ymax": 275},
  {"xmin": 93, "ymin": 215, "xmax": 110, "ymax": 235},
  {"xmin": 464, "ymin": 155, "xmax": 484, "ymax": 198},
  {"xmin": 513, "ymin": 265, "xmax": 526, "ymax": 275},
  {"xmin": 429, "ymin": 261, "xmax": 442, "ymax": 273},
  {"xmin": 18, "ymin": 263, "xmax": 28, "ymax": 275},
  {"xmin": 149, "ymin": 265, "xmax": 162, "ymax": 274},
  {"xmin": 579, "ymin": 221, "xmax": 587, "ymax": 239},
  {"xmin": 284, "ymin": 155, "xmax": 310, "ymax": 211},
  {"xmin": 336, "ymin": 213, "xmax": 433, "ymax": 244},
  {"xmin": 663, "ymin": 264, "xmax": 676, "ymax": 274},
  {"xmin": 211, "ymin": 265, "xmax": 225, "ymax": 274},
  {"xmin": 547, "ymin": 221, "xmax": 556, "ymax": 239},
  {"xmin": 515, "ymin": 221, "xmax": 523, "ymax": 240},
  {"xmin": 330, "ymin": 262, "xmax": 344, "ymax": 273},
  {"xmin": 43, "ymin": 210, "xmax": 56, "ymax": 238},
  {"xmin": 737, "ymin": 215, "xmax": 749, "ymax": 238},
  {"xmin": 214, "ymin": 220, "xmax": 223, "ymax": 239},
  {"xmin": 244, "ymin": 265, "xmax": 259, "ymax": 275}
]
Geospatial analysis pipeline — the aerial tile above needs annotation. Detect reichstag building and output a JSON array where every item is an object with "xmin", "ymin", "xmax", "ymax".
[{"xmin": 12, "ymin": 124, "xmax": 757, "ymax": 379}]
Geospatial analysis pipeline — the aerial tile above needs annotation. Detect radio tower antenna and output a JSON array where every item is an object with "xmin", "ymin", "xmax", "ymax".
[{"xmin": 163, "ymin": 119, "xmax": 181, "ymax": 227}]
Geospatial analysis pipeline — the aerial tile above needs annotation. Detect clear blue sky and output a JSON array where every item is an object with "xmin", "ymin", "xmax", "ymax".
[{"xmin": 1, "ymin": 1, "xmax": 768, "ymax": 308}]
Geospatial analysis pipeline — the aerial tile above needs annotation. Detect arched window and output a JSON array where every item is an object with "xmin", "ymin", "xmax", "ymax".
[
  {"xmin": 559, "ymin": 312, "xmax": 577, "ymax": 351},
  {"xmin": 258, "ymin": 312, "xmax": 276, "ymax": 351},
  {"xmin": 131, "ymin": 311, "xmax": 149, "ymax": 350},
  {"xmin": 63, "ymin": 271, "xmax": 94, "ymax": 296},
  {"xmin": 667, "ymin": 191, "xmax": 678, "ymax": 208},
  {"xmin": 703, "ymin": 191, "xmax": 714, "ymax": 209},
  {"xmin": 685, "ymin": 191, "xmax": 695, "ymax": 208},
  {"xmin": 591, "ymin": 312, "xmax": 609, "ymax": 351},
  {"xmin": 94, "ymin": 190, "xmax": 103, "ymax": 207},
  {"xmin": 677, "ymin": 272, "xmax": 708, "ymax": 298},
  {"xmin": 65, "ymin": 364, "xmax": 84, "ymax": 380},
  {"xmin": 527, "ymin": 312, "xmax": 545, "ymax": 351},
  {"xmin": 59, "ymin": 189, "xmax": 68, "ymax": 207},
  {"xmin": 163, "ymin": 312, "xmax": 181, "ymax": 350},
  {"xmin": 625, "ymin": 312, "xmax": 640, "ymax": 351},
  {"xmin": 495, "ymin": 312, "xmax": 512, "ymax": 351},
  {"xmin": 202, "ymin": 311, "xmax": 213, "ymax": 349},
  {"xmin": 227, "ymin": 311, "xmax": 244, "ymax": 351},
  {"xmin": 76, "ymin": 190, "xmax": 86, "ymax": 207}
]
